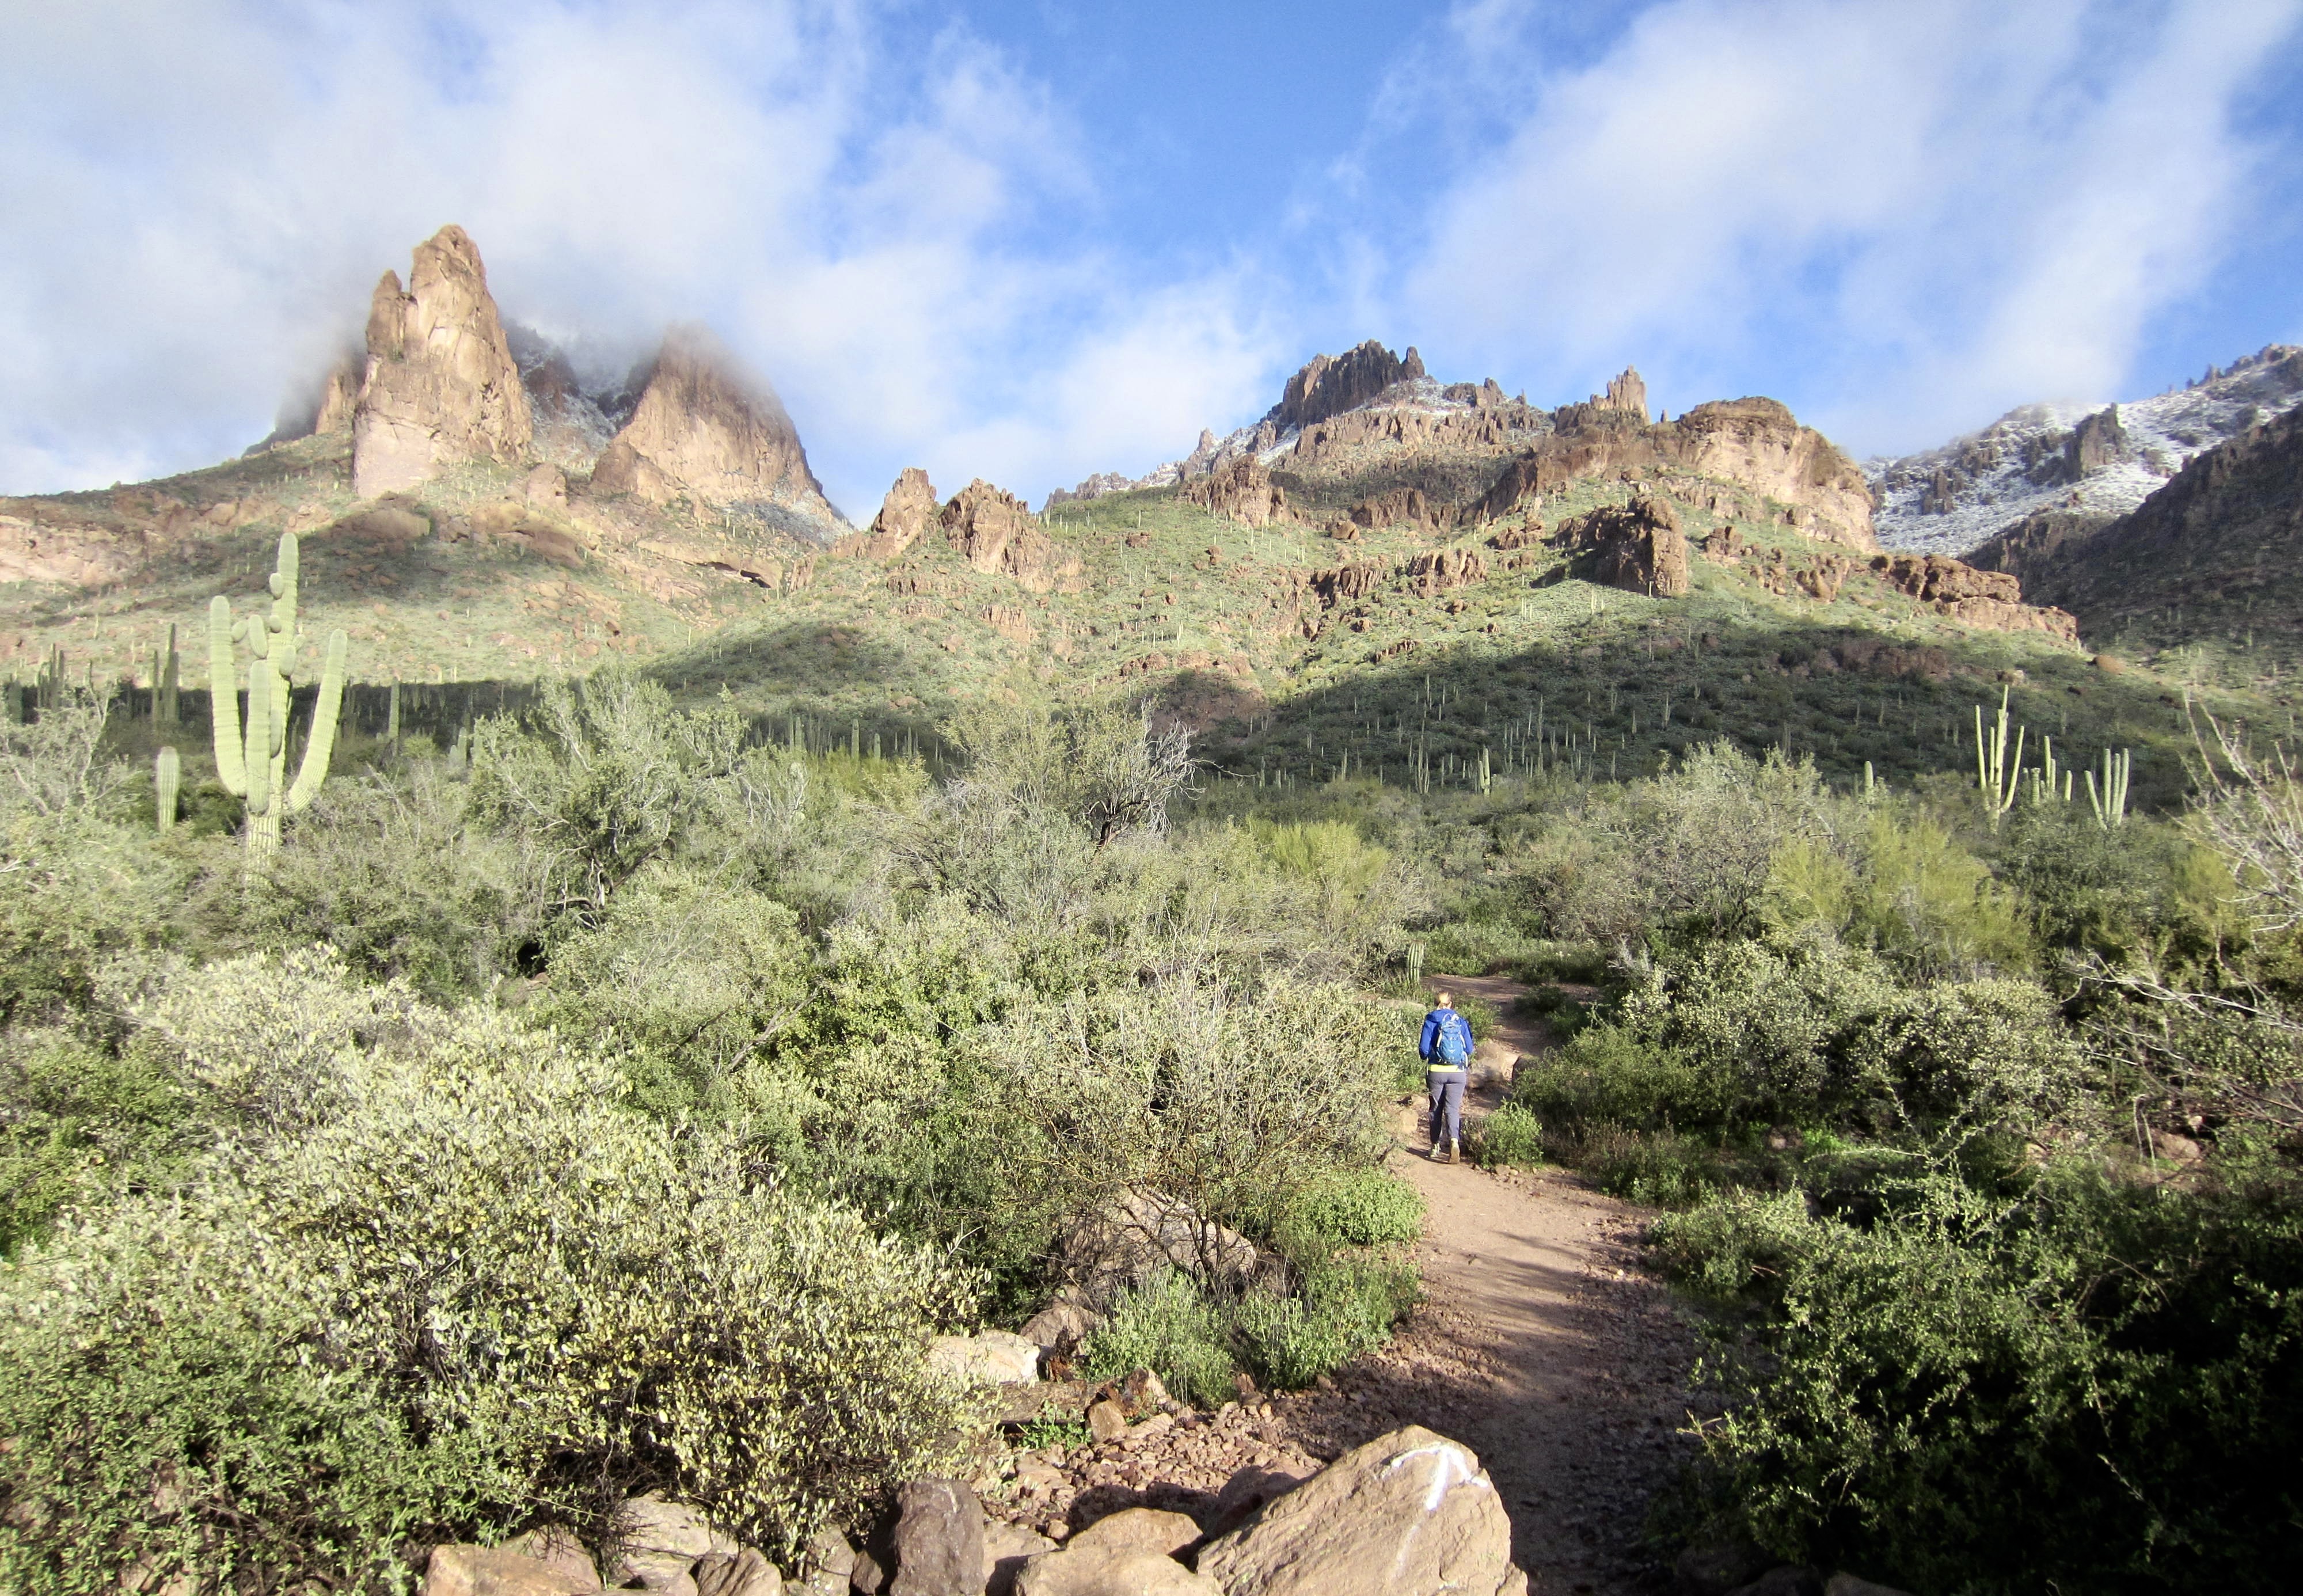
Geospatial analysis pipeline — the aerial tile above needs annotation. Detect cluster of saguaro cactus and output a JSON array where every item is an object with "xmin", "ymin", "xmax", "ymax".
[
  {"xmin": 2024, "ymin": 735, "xmax": 2075, "ymax": 807},
  {"xmin": 208, "ymin": 533, "xmax": 349, "ymax": 860},
  {"xmin": 2087, "ymin": 748, "xmax": 2131, "ymax": 830},
  {"xmin": 1975, "ymin": 687, "xmax": 2025, "ymax": 827}
]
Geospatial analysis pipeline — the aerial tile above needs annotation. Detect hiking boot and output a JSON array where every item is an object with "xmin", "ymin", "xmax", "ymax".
[
  {"xmin": 1428, "ymin": 1143, "xmax": 1447, "ymax": 1162},
  {"xmin": 1450, "ymin": 1138, "xmax": 1462, "ymax": 1164}
]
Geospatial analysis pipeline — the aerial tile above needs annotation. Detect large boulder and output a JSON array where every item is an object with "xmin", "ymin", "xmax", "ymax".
[
  {"xmin": 352, "ymin": 226, "xmax": 534, "ymax": 499},
  {"xmin": 985, "ymin": 1522, "xmax": 1057, "ymax": 1596},
  {"xmin": 1058, "ymin": 1190, "xmax": 1265, "ymax": 1305},
  {"xmin": 1194, "ymin": 1426, "xmax": 1515, "ymax": 1596},
  {"xmin": 691, "ymin": 1548, "xmax": 781, "ymax": 1596},
  {"xmin": 793, "ymin": 1526, "xmax": 855, "ymax": 1595},
  {"xmin": 423, "ymin": 1545, "xmax": 600, "ymax": 1596},
  {"xmin": 609, "ymin": 1493, "xmax": 725, "ymax": 1592},
  {"xmin": 888, "ymin": 1477, "xmax": 989, "ymax": 1596},
  {"xmin": 1555, "ymin": 493, "xmax": 1690, "ymax": 598},
  {"xmin": 1064, "ymin": 1508, "xmax": 1199, "ymax": 1561}
]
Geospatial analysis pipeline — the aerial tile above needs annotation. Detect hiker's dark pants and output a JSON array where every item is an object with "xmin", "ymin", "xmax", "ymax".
[{"xmin": 1427, "ymin": 1069, "xmax": 1467, "ymax": 1147}]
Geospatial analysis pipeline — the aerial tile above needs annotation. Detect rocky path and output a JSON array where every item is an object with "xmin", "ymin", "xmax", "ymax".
[{"xmin": 995, "ymin": 975, "xmax": 1706, "ymax": 1594}]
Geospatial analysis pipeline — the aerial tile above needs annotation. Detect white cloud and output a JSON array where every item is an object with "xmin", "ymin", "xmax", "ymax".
[
  {"xmin": 0, "ymin": 0, "xmax": 1280, "ymax": 514},
  {"xmin": 1398, "ymin": 0, "xmax": 2303, "ymax": 451}
]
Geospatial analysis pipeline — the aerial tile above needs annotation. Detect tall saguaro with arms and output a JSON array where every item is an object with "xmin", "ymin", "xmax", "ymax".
[{"xmin": 208, "ymin": 533, "xmax": 349, "ymax": 861}]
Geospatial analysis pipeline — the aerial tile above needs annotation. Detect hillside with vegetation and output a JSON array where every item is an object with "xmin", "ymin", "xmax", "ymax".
[{"xmin": 3, "ymin": 226, "xmax": 2301, "ymax": 1595}]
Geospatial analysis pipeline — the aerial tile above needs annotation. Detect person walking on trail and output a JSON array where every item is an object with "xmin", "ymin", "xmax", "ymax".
[{"xmin": 1420, "ymin": 991, "xmax": 1474, "ymax": 1163}]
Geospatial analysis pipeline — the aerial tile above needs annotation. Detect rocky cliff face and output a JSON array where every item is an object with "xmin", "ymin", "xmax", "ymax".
[
  {"xmin": 1967, "ymin": 401, "xmax": 2303, "ymax": 658},
  {"xmin": 1869, "ymin": 344, "xmax": 2303, "ymax": 555},
  {"xmin": 351, "ymin": 226, "xmax": 534, "ymax": 499},
  {"xmin": 941, "ymin": 480, "xmax": 1078, "ymax": 593},
  {"xmin": 1178, "ymin": 457, "xmax": 1293, "ymax": 527},
  {"xmin": 835, "ymin": 468, "xmax": 941, "ymax": 559},
  {"xmin": 590, "ymin": 325, "xmax": 838, "ymax": 533},
  {"xmin": 1267, "ymin": 341, "xmax": 1428, "ymax": 431},
  {"xmin": 1663, "ymin": 398, "xmax": 1878, "ymax": 552}
]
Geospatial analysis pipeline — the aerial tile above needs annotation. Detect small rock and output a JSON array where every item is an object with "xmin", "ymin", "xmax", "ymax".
[
  {"xmin": 694, "ymin": 1548, "xmax": 781, "ymax": 1596},
  {"xmin": 1065, "ymin": 1509, "xmax": 1200, "ymax": 1562},
  {"xmin": 1086, "ymin": 1400, "xmax": 1130, "ymax": 1444},
  {"xmin": 499, "ymin": 1526, "xmax": 601, "ymax": 1590},
  {"xmin": 1727, "ymin": 1570, "xmax": 1824, "ymax": 1596},
  {"xmin": 888, "ymin": 1477, "xmax": 987, "ymax": 1596},
  {"xmin": 985, "ymin": 1522, "xmax": 1057, "ymax": 1596},
  {"xmin": 611, "ymin": 1495, "xmax": 719, "ymax": 1591},
  {"xmin": 795, "ymin": 1526, "xmax": 853, "ymax": 1596},
  {"xmin": 424, "ymin": 1545, "xmax": 600, "ymax": 1596},
  {"xmin": 1116, "ymin": 1369, "xmax": 1168, "ymax": 1417},
  {"xmin": 930, "ymin": 1331, "xmax": 1044, "ymax": 1387},
  {"xmin": 1823, "ymin": 1578, "xmax": 1917, "ymax": 1596},
  {"xmin": 1020, "ymin": 1297, "xmax": 1104, "ymax": 1359},
  {"xmin": 1013, "ymin": 1546, "xmax": 1217, "ymax": 1596}
]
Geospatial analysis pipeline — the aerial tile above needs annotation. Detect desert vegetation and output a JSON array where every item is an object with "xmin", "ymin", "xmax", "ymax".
[{"xmin": 2, "ymin": 623, "xmax": 2298, "ymax": 1592}]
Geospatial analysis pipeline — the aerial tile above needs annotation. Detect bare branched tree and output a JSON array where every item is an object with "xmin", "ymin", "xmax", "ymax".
[
  {"xmin": 0, "ymin": 688, "xmax": 124, "ymax": 819},
  {"xmin": 2186, "ymin": 708, "xmax": 2303, "ymax": 931}
]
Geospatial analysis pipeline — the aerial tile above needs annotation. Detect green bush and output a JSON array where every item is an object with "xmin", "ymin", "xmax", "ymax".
[
  {"xmin": 0, "ymin": 1027, "xmax": 190, "ymax": 1257},
  {"xmin": 1647, "ymin": 1188, "xmax": 1823, "ymax": 1302},
  {"xmin": 1082, "ymin": 1270, "xmax": 1238, "ymax": 1409},
  {"xmin": 0, "ymin": 953, "xmax": 976, "ymax": 1589},
  {"xmin": 1236, "ymin": 1256, "xmax": 1419, "ymax": 1389},
  {"xmin": 1282, "ymin": 1166, "xmax": 1426, "ymax": 1249},
  {"xmin": 1465, "ymin": 1102, "xmax": 1544, "ymax": 1168}
]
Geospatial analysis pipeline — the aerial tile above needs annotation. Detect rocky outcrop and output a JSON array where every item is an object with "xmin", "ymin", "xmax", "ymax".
[
  {"xmin": 1179, "ymin": 457, "xmax": 1293, "ymax": 527},
  {"xmin": 837, "ymin": 468, "xmax": 941, "ymax": 559},
  {"xmin": 590, "ymin": 325, "xmax": 835, "ymax": 523},
  {"xmin": 941, "ymin": 480, "xmax": 1078, "ymax": 593},
  {"xmin": 1348, "ymin": 488, "xmax": 1445, "ymax": 534},
  {"xmin": 1556, "ymin": 495, "xmax": 1690, "ymax": 596},
  {"xmin": 0, "ymin": 508, "xmax": 147, "ymax": 587},
  {"xmin": 1664, "ymin": 399, "xmax": 1876, "ymax": 551},
  {"xmin": 1403, "ymin": 546, "xmax": 1488, "ymax": 597},
  {"xmin": 1869, "ymin": 553, "xmax": 2078, "ymax": 639},
  {"xmin": 1594, "ymin": 366, "xmax": 1648, "ymax": 417},
  {"xmin": 1196, "ymin": 1426, "xmax": 1518, "ymax": 1596},
  {"xmin": 1267, "ymin": 341, "xmax": 1427, "ymax": 431},
  {"xmin": 352, "ymin": 226, "xmax": 534, "ymax": 499}
]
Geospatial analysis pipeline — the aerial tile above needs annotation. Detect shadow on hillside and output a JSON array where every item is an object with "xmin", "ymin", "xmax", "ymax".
[{"xmin": 1204, "ymin": 603, "xmax": 2215, "ymax": 809}]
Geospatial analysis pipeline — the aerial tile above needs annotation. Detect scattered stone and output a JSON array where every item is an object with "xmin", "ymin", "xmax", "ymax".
[
  {"xmin": 1087, "ymin": 1400, "xmax": 1131, "ymax": 1444},
  {"xmin": 888, "ymin": 1477, "xmax": 988, "ymax": 1596},
  {"xmin": 1195, "ymin": 1426, "xmax": 1514, "ymax": 1596},
  {"xmin": 930, "ymin": 1331, "xmax": 1044, "ymax": 1386},
  {"xmin": 423, "ymin": 1544, "xmax": 599, "ymax": 1596}
]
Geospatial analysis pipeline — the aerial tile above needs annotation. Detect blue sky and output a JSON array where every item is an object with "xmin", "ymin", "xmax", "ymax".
[{"xmin": 5, "ymin": 1, "xmax": 2300, "ymax": 518}]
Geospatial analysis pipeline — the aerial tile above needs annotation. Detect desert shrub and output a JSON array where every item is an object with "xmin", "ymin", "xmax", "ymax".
[
  {"xmin": 1692, "ymin": 1170, "xmax": 2303, "ymax": 1594},
  {"xmin": 470, "ymin": 668, "xmax": 747, "ymax": 921},
  {"xmin": 1843, "ymin": 977, "xmax": 2083, "ymax": 1139},
  {"xmin": 993, "ymin": 971, "xmax": 1395, "ymax": 1255},
  {"xmin": 534, "ymin": 867, "xmax": 810, "ymax": 1120},
  {"xmin": 1082, "ymin": 1270, "xmax": 1238, "ymax": 1408},
  {"xmin": 1425, "ymin": 917, "xmax": 1543, "ymax": 975},
  {"xmin": 1766, "ymin": 807, "xmax": 2032, "ymax": 978},
  {"xmin": 1235, "ymin": 1255, "xmax": 1419, "ymax": 1389},
  {"xmin": 1465, "ymin": 1101, "xmax": 1545, "ymax": 1168},
  {"xmin": 246, "ymin": 763, "xmax": 543, "ymax": 995},
  {"xmin": 0, "ymin": 1027, "xmax": 189, "ymax": 1257},
  {"xmin": 1549, "ymin": 1121, "xmax": 1737, "ymax": 1207},
  {"xmin": 0, "ymin": 952, "xmax": 975, "ymax": 1590},
  {"xmin": 1515, "ymin": 1023, "xmax": 1715, "ymax": 1131},
  {"xmin": 1281, "ymin": 1166, "xmax": 1426, "ymax": 1249},
  {"xmin": 1647, "ymin": 1188, "xmax": 1825, "ymax": 1303},
  {"xmin": 0, "ymin": 815, "xmax": 195, "ymax": 1023}
]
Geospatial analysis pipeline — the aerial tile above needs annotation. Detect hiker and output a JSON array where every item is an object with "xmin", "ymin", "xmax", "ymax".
[{"xmin": 1419, "ymin": 990, "xmax": 1473, "ymax": 1162}]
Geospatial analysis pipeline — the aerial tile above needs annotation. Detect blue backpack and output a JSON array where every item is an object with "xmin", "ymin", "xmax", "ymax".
[{"xmin": 1434, "ymin": 1010, "xmax": 1472, "ymax": 1067}]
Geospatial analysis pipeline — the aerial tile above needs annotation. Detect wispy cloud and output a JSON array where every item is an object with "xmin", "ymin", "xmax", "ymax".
[
  {"xmin": 0, "ymin": 0, "xmax": 1278, "ymax": 511},
  {"xmin": 1396, "ymin": 0, "xmax": 2303, "ymax": 451}
]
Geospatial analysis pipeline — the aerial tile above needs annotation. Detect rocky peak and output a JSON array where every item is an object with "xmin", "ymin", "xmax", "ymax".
[
  {"xmin": 589, "ymin": 324, "xmax": 835, "ymax": 529},
  {"xmin": 835, "ymin": 466, "xmax": 940, "ymax": 560},
  {"xmin": 1593, "ymin": 367, "xmax": 1648, "ymax": 417},
  {"xmin": 351, "ymin": 225, "xmax": 534, "ymax": 499},
  {"xmin": 1266, "ymin": 341, "xmax": 1429, "ymax": 432}
]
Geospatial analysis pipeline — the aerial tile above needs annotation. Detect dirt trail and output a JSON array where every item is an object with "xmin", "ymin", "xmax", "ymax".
[{"xmin": 1279, "ymin": 975, "xmax": 1705, "ymax": 1592}]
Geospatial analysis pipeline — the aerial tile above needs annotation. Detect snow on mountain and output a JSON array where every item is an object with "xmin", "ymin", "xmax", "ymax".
[{"xmin": 1868, "ymin": 345, "xmax": 2303, "ymax": 555}]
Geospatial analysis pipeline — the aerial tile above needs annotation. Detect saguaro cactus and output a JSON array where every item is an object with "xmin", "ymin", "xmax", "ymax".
[
  {"xmin": 1974, "ymin": 686, "xmax": 2024, "ymax": 828},
  {"xmin": 2087, "ymin": 748, "xmax": 2131, "ymax": 831},
  {"xmin": 208, "ymin": 533, "xmax": 350, "ymax": 860},
  {"xmin": 155, "ymin": 746, "xmax": 180, "ymax": 834}
]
